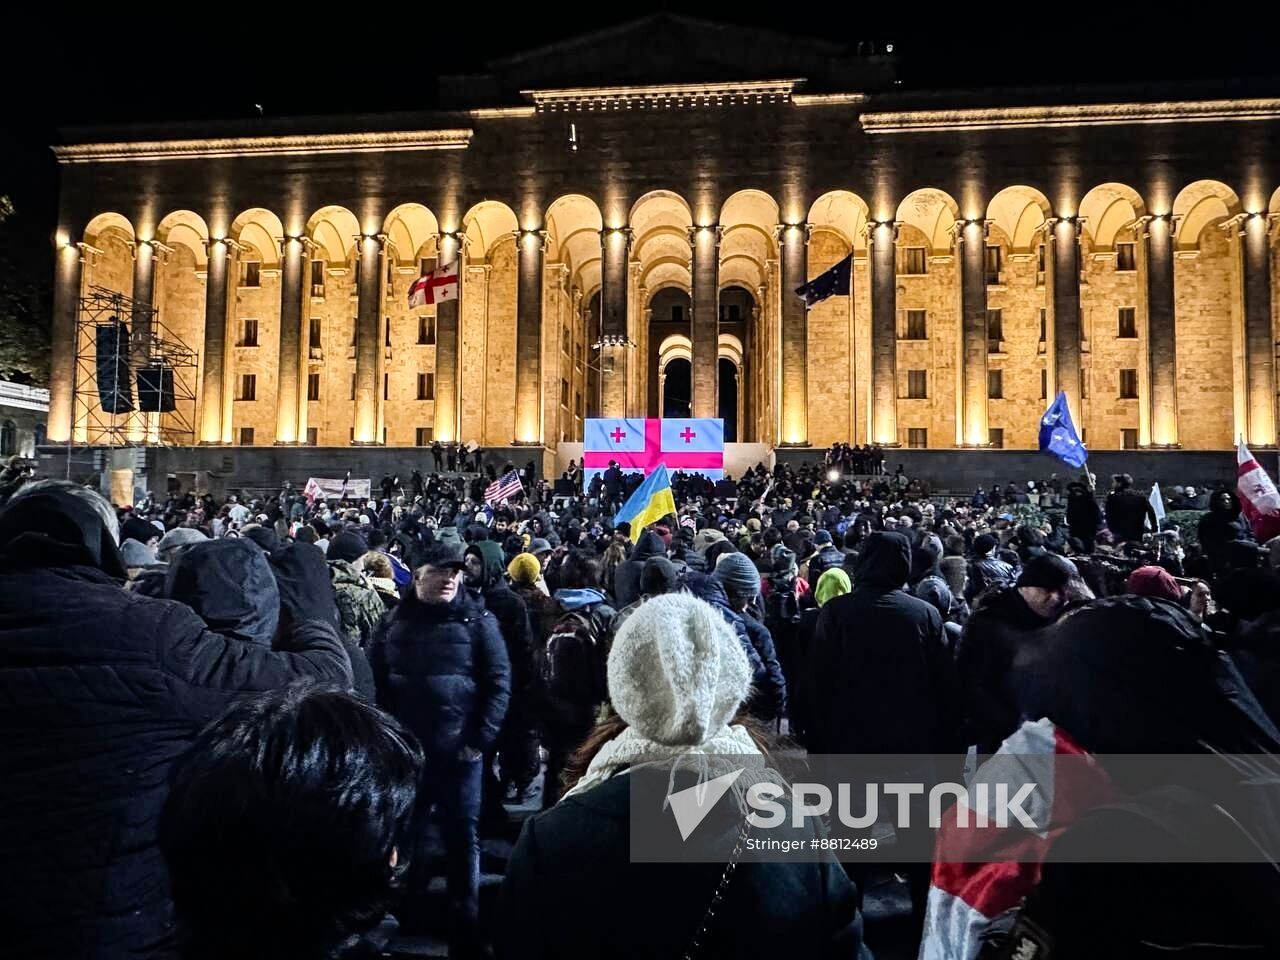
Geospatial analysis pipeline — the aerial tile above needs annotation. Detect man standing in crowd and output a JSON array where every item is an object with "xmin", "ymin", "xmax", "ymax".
[
  {"xmin": 1105, "ymin": 472, "xmax": 1157, "ymax": 543},
  {"xmin": 370, "ymin": 541, "xmax": 510, "ymax": 958}
]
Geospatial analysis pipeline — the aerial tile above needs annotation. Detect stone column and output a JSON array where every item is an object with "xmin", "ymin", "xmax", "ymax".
[
  {"xmin": 958, "ymin": 219, "xmax": 989, "ymax": 445},
  {"xmin": 690, "ymin": 224, "xmax": 721, "ymax": 419},
  {"xmin": 200, "ymin": 238, "xmax": 232, "ymax": 442},
  {"xmin": 869, "ymin": 220, "xmax": 898, "ymax": 445},
  {"xmin": 353, "ymin": 233, "xmax": 384, "ymax": 443},
  {"xmin": 1050, "ymin": 216, "xmax": 1083, "ymax": 419},
  {"xmin": 275, "ymin": 236, "xmax": 306, "ymax": 443},
  {"xmin": 1241, "ymin": 214, "xmax": 1275, "ymax": 445},
  {"xmin": 47, "ymin": 242, "xmax": 84, "ymax": 442},
  {"xmin": 516, "ymin": 229, "xmax": 545, "ymax": 443},
  {"xmin": 433, "ymin": 232, "xmax": 462, "ymax": 442},
  {"xmin": 131, "ymin": 240, "xmax": 156, "ymax": 357},
  {"xmin": 779, "ymin": 222, "xmax": 809, "ymax": 445},
  {"xmin": 1144, "ymin": 214, "xmax": 1178, "ymax": 445},
  {"xmin": 598, "ymin": 227, "xmax": 632, "ymax": 417}
]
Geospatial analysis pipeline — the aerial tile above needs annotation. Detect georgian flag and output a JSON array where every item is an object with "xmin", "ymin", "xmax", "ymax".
[
  {"xmin": 407, "ymin": 259, "xmax": 460, "ymax": 308},
  {"xmin": 1237, "ymin": 440, "xmax": 1280, "ymax": 542}
]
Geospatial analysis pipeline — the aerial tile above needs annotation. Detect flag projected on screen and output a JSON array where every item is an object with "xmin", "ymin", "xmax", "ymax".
[{"xmin": 583, "ymin": 418, "xmax": 725, "ymax": 485}]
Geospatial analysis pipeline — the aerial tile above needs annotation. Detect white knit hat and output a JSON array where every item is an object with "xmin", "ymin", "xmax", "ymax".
[{"xmin": 606, "ymin": 593, "xmax": 751, "ymax": 747}]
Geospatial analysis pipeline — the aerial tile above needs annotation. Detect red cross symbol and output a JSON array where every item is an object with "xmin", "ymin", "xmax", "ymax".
[
  {"xmin": 680, "ymin": 427, "xmax": 697, "ymax": 443},
  {"xmin": 584, "ymin": 420, "xmax": 723, "ymax": 473},
  {"xmin": 610, "ymin": 427, "xmax": 627, "ymax": 443}
]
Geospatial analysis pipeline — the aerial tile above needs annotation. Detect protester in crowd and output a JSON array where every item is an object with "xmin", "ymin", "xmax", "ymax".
[
  {"xmin": 0, "ymin": 480, "xmax": 353, "ymax": 960},
  {"xmin": 159, "ymin": 685, "xmax": 423, "ymax": 960},
  {"xmin": 499, "ymin": 593, "xmax": 870, "ymax": 959},
  {"xmin": 1105, "ymin": 473, "xmax": 1158, "ymax": 544},
  {"xmin": 369, "ymin": 541, "xmax": 510, "ymax": 955}
]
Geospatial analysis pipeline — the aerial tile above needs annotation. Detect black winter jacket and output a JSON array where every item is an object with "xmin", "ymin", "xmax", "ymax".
[
  {"xmin": 612, "ymin": 530, "xmax": 667, "ymax": 609},
  {"xmin": 370, "ymin": 589, "xmax": 511, "ymax": 757},
  {"xmin": 0, "ymin": 490, "xmax": 352, "ymax": 960},
  {"xmin": 811, "ymin": 532, "xmax": 958, "ymax": 755}
]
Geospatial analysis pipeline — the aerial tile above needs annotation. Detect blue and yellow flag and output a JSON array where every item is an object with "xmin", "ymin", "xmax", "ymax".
[{"xmin": 613, "ymin": 464, "xmax": 677, "ymax": 543}]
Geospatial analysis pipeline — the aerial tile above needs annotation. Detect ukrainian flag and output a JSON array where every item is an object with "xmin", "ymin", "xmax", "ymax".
[{"xmin": 613, "ymin": 464, "xmax": 677, "ymax": 543}]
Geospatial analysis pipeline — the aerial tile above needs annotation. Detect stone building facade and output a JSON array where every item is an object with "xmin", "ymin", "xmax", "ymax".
[{"xmin": 45, "ymin": 17, "xmax": 1280, "ymax": 461}]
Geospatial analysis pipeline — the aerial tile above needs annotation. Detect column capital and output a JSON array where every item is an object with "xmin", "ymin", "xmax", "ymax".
[
  {"xmin": 514, "ymin": 228, "xmax": 548, "ymax": 251},
  {"xmin": 279, "ymin": 235, "xmax": 316, "ymax": 256},
  {"xmin": 599, "ymin": 226, "xmax": 633, "ymax": 246},
  {"xmin": 952, "ymin": 218, "xmax": 991, "ymax": 241},
  {"xmin": 864, "ymin": 219, "xmax": 901, "ymax": 244},
  {"xmin": 774, "ymin": 221, "xmax": 811, "ymax": 244},
  {"xmin": 204, "ymin": 236, "xmax": 242, "ymax": 257},
  {"xmin": 76, "ymin": 241, "xmax": 103, "ymax": 266},
  {"xmin": 1045, "ymin": 215, "xmax": 1084, "ymax": 239},
  {"xmin": 688, "ymin": 223, "xmax": 724, "ymax": 246}
]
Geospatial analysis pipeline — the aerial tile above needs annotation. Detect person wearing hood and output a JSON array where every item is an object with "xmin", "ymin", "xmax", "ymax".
[
  {"xmin": 326, "ymin": 531, "xmax": 385, "ymax": 658},
  {"xmin": 1198, "ymin": 488, "xmax": 1255, "ymax": 570},
  {"xmin": 369, "ymin": 540, "xmax": 510, "ymax": 954},
  {"xmin": 687, "ymin": 568, "xmax": 786, "ymax": 724},
  {"xmin": 1065, "ymin": 480, "xmax": 1102, "ymax": 552},
  {"xmin": 535, "ymin": 549, "xmax": 617, "ymax": 807},
  {"xmin": 499, "ymin": 593, "xmax": 870, "ymax": 960},
  {"xmin": 0, "ymin": 480, "xmax": 352, "ymax": 960},
  {"xmin": 958, "ymin": 597, "xmax": 1280, "ymax": 959},
  {"xmin": 464, "ymin": 540, "xmax": 539, "ymax": 811},
  {"xmin": 360, "ymin": 551, "xmax": 401, "ymax": 610},
  {"xmin": 955, "ymin": 552, "xmax": 1076, "ymax": 754},
  {"xmin": 611, "ymin": 528, "xmax": 668, "ymax": 609}
]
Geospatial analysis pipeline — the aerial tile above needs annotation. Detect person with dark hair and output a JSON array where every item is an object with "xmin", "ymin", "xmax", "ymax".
[
  {"xmin": 611, "ymin": 528, "xmax": 667, "ymax": 608},
  {"xmin": 966, "ymin": 532, "xmax": 1015, "ymax": 603},
  {"xmin": 535, "ymin": 548, "xmax": 617, "ymax": 806},
  {"xmin": 1105, "ymin": 472, "xmax": 1157, "ymax": 544},
  {"xmin": 955, "ymin": 552, "xmax": 1077, "ymax": 753},
  {"xmin": 369, "ymin": 541, "xmax": 510, "ymax": 954},
  {"xmin": 0, "ymin": 480, "xmax": 353, "ymax": 960},
  {"xmin": 1066, "ymin": 480, "xmax": 1102, "ymax": 552},
  {"xmin": 159, "ymin": 685, "xmax": 423, "ymax": 960},
  {"xmin": 1198, "ymin": 488, "xmax": 1255, "ymax": 571},
  {"xmin": 945, "ymin": 597, "xmax": 1280, "ymax": 959}
]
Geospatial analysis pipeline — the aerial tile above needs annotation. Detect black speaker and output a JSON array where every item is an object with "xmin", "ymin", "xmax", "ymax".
[
  {"xmin": 714, "ymin": 480, "xmax": 738, "ymax": 498},
  {"xmin": 554, "ymin": 478, "xmax": 574, "ymax": 496},
  {"xmin": 95, "ymin": 319, "xmax": 135, "ymax": 413},
  {"xmin": 137, "ymin": 365, "xmax": 176, "ymax": 412}
]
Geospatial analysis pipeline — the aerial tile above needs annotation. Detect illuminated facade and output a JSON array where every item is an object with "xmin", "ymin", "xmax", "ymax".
[{"xmin": 46, "ymin": 18, "xmax": 1280, "ymax": 456}]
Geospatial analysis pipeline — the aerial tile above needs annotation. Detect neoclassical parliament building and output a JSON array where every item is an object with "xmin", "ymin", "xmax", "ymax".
[{"xmin": 44, "ymin": 16, "xmax": 1280, "ymax": 484}]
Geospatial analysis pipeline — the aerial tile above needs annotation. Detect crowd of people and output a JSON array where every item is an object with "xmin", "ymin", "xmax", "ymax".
[{"xmin": 2, "ymin": 449, "xmax": 1280, "ymax": 959}]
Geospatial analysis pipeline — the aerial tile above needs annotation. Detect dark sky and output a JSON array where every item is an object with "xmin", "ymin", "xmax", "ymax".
[{"xmin": 3, "ymin": 14, "xmax": 1277, "ymax": 262}]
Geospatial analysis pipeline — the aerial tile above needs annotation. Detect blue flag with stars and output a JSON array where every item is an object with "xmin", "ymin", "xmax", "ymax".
[
  {"xmin": 1039, "ymin": 391, "xmax": 1088, "ymax": 467},
  {"xmin": 795, "ymin": 253, "xmax": 852, "ymax": 308}
]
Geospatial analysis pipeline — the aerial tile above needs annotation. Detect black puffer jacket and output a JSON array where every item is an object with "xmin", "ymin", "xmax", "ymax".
[
  {"xmin": 0, "ymin": 489, "xmax": 352, "ymax": 960},
  {"xmin": 612, "ymin": 530, "xmax": 666, "ymax": 608},
  {"xmin": 466, "ymin": 541, "xmax": 535, "ymax": 728},
  {"xmin": 1105, "ymin": 487, "xmax": 1157, "ymax": 543},
  {"xmin": 370, "ymin": 588, "xmax": 511, "ymax": 757},
  {"xmin": 955, "ymin": 584, "xmax": 1054, "ymax": 753},
  {"xmin": 164, "ymin": 538, "xmax": 279, "ymax": 646},
  {"xmin": 810, "ymin": 531, "xmax": 957, "ymax": 754}
]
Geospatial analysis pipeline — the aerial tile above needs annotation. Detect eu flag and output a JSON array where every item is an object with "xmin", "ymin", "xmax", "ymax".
[
  {"xmin": 795, "ymin": 254, "xmax": 852, "ymax": 308},
  {"xmin": 1039, "ymin": 391, "xmax": 1088, "ymax": 468}
]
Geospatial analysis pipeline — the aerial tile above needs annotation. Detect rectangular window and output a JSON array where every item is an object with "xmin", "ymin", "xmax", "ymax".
[
  {"xmin": 307, "ymin": 373, "xmax": 320, "ymax": 402},
  {"xmin": 240, "ymin": 318, "xmax": 259, "ymax": 347},
  {"xmin": 904, "ymin": 309, "xmax": 927, "ymax": 340},
  {"xmin": 903, "ymin": 247, "xmax": 927, "ymax": 275},
  {"xmin": 984, "ymin": 245, "xmax": 1003, "ymax": 285},
  {"xmin": 1037, "ymin": 243, "xmax": 1046, "ymax": 273},
  {"xmin": 575, "ymin": 390, "xmax": 582, "ymax": 414},
  {"xmin": 383, "ymin": 373, "xmax": 389, "ymax": 401},
  {"xmin": 237, "ymin": 374, "xmax": 256, "ymax": 401},
  {"xmin": 988, "ymin": 368, "xmax": 1004, "ymax": 399},
  {"xmin": 419, "ymin": 257, "xmax": 437, "ymax": 276},
  {"xmin": 989, "ymin": 428, "xmax": 1004, "ymax": 449},
  {"xmin": 350, "ymin": 373, "xmax": 357, "ymax": 401},
  {"xmin": 563, "ymin": 327, "xmax": 571, "ymax": 355},
  {"xmin": 351, "ymin": 322, "xmax": 357, "ymax": 347},
  {"xmin": 907, "ymin": 427, "xmax": 928, "ymax": 449},
  {"xmin": 1081, "ymin": 370, "xmax": 1089, "ymax": 399},
  {"xmin": 1118, "ymin": 307, "xmax": 1137, "ymax": 339},
  {"xmin": 561, "ymin": 379, "xmax": 570, "ymax": 407},
  {"xmin": 416, "ymin": 427, "xmax": 433, "ymax": 446},
  {"xmin": 986, "ymin": 308, "xmax": 1004, "ymax": 344},
  {"xmin": 238, "ymin": 426, "xmax": 255, "ymax": 445},
  {"xmin": 576, "ymin": 342, "xmax": 584, "ymax": 368},
  {"xmin": 308, "ymin": 317, "xmax": 322, "ymax": 349},
  {"xmin": 417, "ymin": 372, "xmax": 434, "ymax": 401},
  {"xmin": 671, "ymin": 305, "xmax": 684, "ymax": 323},
  {"xmin": 386, "ymin": 257, "xmax": 395, "ymax": 288},
  {"xmin": 1120, "ymin": 368, "xmax": 1139, "ymax": 399},
  {"xmin": 242, "ymin": 261, "xmax": 261, "ymax": 287},
  {"xmin": 1121, "ymin": 428, "xmax": 1139, "ymax": 449},
  {"xmin": 1116, "ymin": 242, "xmax": 1136, "ymax": 272},
  {"xmin": 1040, "ymin": 368, "xmax": 1048, "ymax": 400},
  {"xmin": 1039, "ymin": 308, "xmax": 1047, "ymax": 342},
  {"xmin": 305, "ymin": 427, "xmax": 318, "ymax": 446},
  {"xmin": 907, "ymin": 369, "xmax": 928, "ymax": 399},
  {"xmin": 310, "ymin": 259, "xmax": 325, "ymax": 297},
  {"xmin": 384, "ymin": 317, "xmax": 392, "ymax": 347},
  {"xmin": 418, "ymin": 315, "xmax": 435, "ymax": 345}
]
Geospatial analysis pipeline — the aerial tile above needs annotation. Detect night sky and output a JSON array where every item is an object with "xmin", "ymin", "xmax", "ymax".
[{"xmin": 3, "ymin": 14, "xmax": 1276, "ymax": 286}]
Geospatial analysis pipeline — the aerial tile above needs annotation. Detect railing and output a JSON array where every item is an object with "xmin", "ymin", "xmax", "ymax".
[{"xmin": 0, "ymin": 380, "xmax": 50, "ymax": 408}]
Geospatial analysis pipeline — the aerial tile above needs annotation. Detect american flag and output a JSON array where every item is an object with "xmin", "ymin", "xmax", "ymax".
[{"xmin": 484, "ymin": 470, "xmax": 523, "ymax": 504}]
